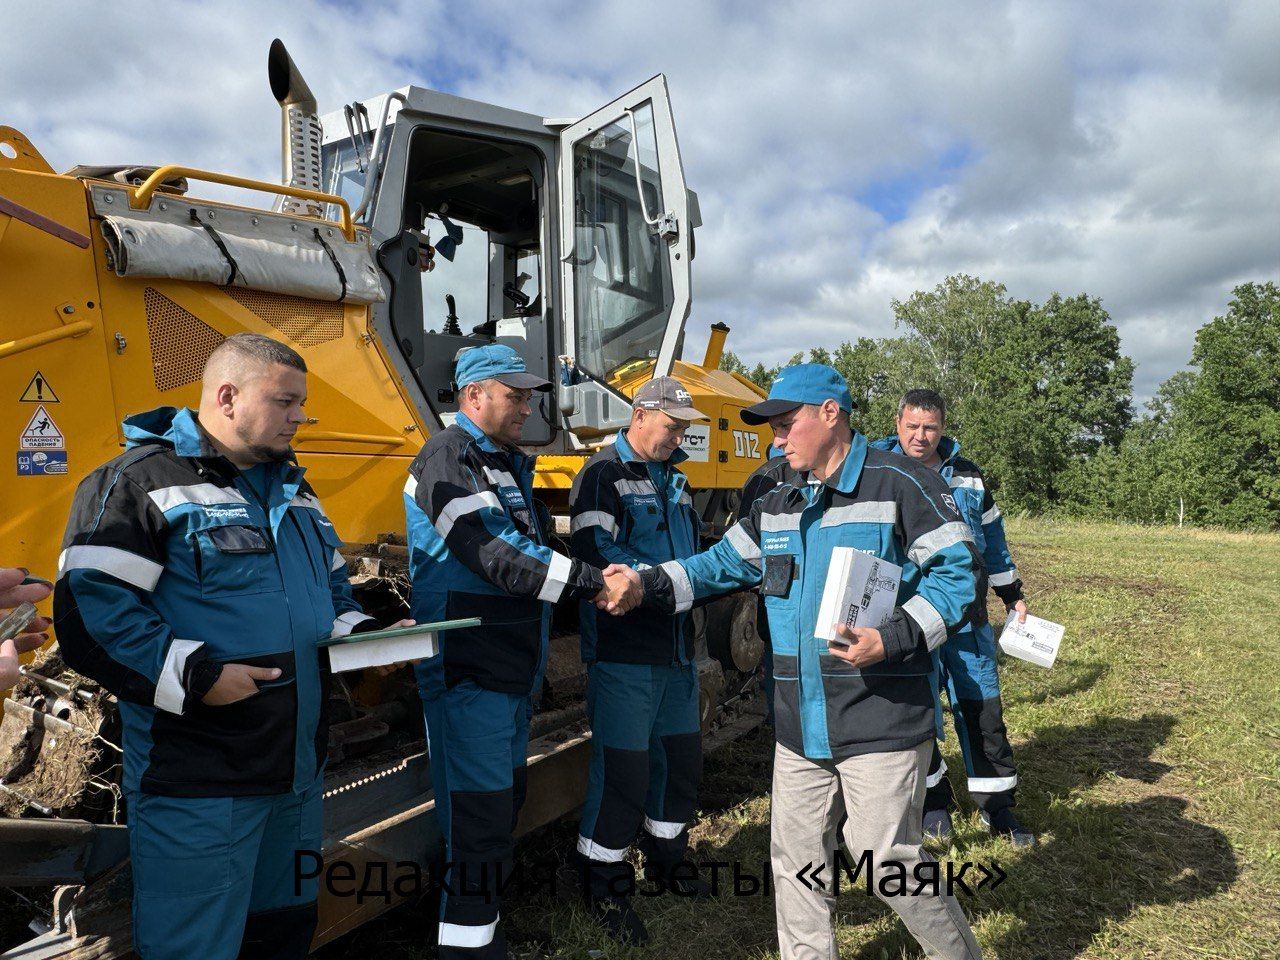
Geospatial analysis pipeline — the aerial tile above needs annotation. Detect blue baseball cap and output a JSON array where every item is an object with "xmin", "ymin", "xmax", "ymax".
[
  {"xmin": 740, "ymin": 363, "xmax": 854, "ymax": 425},
  {"xmin": 455, "ymin": 344, "xmax": 551, "ymax": 392}
]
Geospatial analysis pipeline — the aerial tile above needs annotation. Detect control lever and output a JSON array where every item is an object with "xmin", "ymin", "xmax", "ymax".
[{"xmin": 443, "ymin": 294, "xmax": 461, "ymax": 336}]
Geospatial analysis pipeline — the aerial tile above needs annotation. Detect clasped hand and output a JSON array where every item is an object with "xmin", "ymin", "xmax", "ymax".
[{"xmin": 594, "ymin": 564, "xmax": 642, "ymax": 615}]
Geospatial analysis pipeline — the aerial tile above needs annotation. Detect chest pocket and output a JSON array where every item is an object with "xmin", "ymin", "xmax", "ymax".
[
  {"xmin": 195, "ymin": 523, "xmax": 281, "ymax": 598},
  {"xmin": 624, "ymin": 493, "xmax": 664, "ymax": 537}
]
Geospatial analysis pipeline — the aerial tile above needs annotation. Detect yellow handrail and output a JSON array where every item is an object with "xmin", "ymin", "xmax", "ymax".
[
  {"xmin": 292, "ymin": 431, "xmax": 406, "ymax": 447},
  {"xmin": 129, "ymin": 166, "xmax": 355, "ymax": 241},
  {"xmin": 0, "ymin": 321, "xmax": 93, "ymax": 361}
]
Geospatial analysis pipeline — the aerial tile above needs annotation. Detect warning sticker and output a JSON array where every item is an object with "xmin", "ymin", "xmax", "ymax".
[
  {"xmin": 20, "ymin": 405, "xmax": 65, "ymax": 449},
  {"xmin": 19, "ymin": 371, "xmax": 59, "ymax": 403},
  {"xmin": 17, "ymin": 450, "xmax": 68, "ymax": 477}
]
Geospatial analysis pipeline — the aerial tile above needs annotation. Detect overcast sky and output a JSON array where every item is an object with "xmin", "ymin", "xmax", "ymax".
[{"xmin": 5, "ymin": 0, "xmax": 1277, "ymax": 401}]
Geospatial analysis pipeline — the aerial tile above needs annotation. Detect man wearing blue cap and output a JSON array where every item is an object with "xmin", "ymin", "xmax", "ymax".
[
  {"xmin": 403, "ymin": 344, "xmax": 637, "ymax": 959},
  {"xmin": 618, "ymin": 364, "xmax": 985, "ymax": 959}
]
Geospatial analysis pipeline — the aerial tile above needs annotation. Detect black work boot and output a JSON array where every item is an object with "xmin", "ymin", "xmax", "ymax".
[
  {"xmin": 982, "ymin": 806, "xmax": 1037, "ymax": 847},
  {"xmin": 587, "ymin": 895, "xmax": 648, "ymax": 945},
  {"xmin": 643, "ymin": 858, "xmax": 713, "ymax": 898}
]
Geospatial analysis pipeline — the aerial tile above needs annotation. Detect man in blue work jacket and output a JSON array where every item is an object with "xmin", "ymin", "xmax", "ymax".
[
  {"xmin": 619, "ymin": 364, "xmax": 985, "ymax": 960},
  {"xmin": 54, "ymin": 334, "xmax": 401, "ymax": 960},
  {"xmin": 404, "ymin": 344, "xmax": 635, "ymax": 959},
  {"xmin": 568, "ymin": 376, "xmax": 710, "ymax": 944},
  {"xmin": 874, "ymin": 389, "xmax": 1035, "ymax": 846}
]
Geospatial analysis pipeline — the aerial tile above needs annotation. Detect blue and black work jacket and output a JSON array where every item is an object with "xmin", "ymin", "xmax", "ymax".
[
  {"xmin": 871, "ymin": 435, "xmax": 1023, "ymax": 625},
  {"xmin": 569, "ymin": 429, "xmax": 701, "ymax": 666},
  {"xmin": 640, "ymin": 433, "xmax": 980, "ymax": 760},
  {"xmin": 404, "ymin": 412, "xmax": 604, "ymax": 695},
  {"xmin": 54, "ymin": 407, "xmax": 373, "ymax": 798}
]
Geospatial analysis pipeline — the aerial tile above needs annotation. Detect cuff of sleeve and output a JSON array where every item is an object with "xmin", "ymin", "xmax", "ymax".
[
  {"xmin": 332, "ymin": 611, "xmax": 377, "ymax": 637},
  {"xmin": 568, "ymin": 561, "xmax": 606, "ymax": 602},
  {"xmin": 182, "ymin": 650, "xmax": 223, "ymax": 704},
  {"xmin": 639, "ymin": 566, "xmax": 676, "ymax": 613},
  {"xmin": 349, "ymin": 616, "xmax": 384, "ymax": 635},
  {"xmin": 879, "ymin": 609, "xmax": 926, "ymax": 664},
  {"xmin": 156, "ymin": 638, "xmax": 204, "ymax": 714},
  {"xmin": 993, "ymin": 580, "xmax": 1024, "ymax": 606}
]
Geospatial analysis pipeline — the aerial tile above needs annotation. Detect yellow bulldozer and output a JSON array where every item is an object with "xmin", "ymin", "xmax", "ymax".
[{"xmin": 0, "ymin": 40, "xmax": 770, "ymax": 957}]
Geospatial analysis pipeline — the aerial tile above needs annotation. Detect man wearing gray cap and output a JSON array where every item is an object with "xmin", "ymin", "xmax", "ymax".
[{"xmin": 568, "ymin": 376, "xmax": 711, "ymax": 944}]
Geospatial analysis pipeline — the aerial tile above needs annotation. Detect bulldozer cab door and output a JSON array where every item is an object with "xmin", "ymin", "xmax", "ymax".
[{"xmin": 557, "ymin": 76, "xmax": 691, "ymax": 400}]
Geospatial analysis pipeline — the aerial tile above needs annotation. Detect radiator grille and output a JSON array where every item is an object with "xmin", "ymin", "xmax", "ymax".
[
  {"xmin": 225, "ymin": 288, "xmax": 345, "ymax": 346},
  {"xmin": 144, "ymin": 288, "xmax": 225, "ymax": 392}
]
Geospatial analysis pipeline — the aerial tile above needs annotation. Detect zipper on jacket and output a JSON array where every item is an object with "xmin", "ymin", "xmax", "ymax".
[{"xmin": 236, "ymin": 466, "xmax": 302, "ymax": 787}]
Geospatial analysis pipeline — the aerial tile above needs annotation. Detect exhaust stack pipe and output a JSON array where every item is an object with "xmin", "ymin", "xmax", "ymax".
[{"xmin": 268, "ymin": 39, "xmax": 324, "ymax": 217}]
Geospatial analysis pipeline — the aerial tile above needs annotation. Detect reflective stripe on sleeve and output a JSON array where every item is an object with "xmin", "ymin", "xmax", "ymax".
[
  {"xmin": 725, "ymin": 522, "xmax": 761, "ymax": 565},
  {"xmin": 907, "ymin": 521, "xmax": 974, "ymax": 566},
  {"xmin": 434, "ymin": 491, "xmax": 503, "ymax": 540},
  {"xmin": 570, "ymin": 511, "xmax": 619, "ymax": 537},
  {"xmin": 903, "ymin": 594, "xmax": 947, "ymax": 651},
  {"xmin": 537, "ymin": 551, "xmax": 573, "ymax": 604},
  {"xmin": 154, "ymin": 638, "xmax": 202, "ymax": 715},
  {"xmin": 58, "ymin": 545, "xmax": 164, "ymax": 592},
  {"xmin": 659, "ymin": 559, "xmax": 694, "ymax": 613},
  {"xmin": 989, "ymin": 569, "xmax": 1019, "ymax": 587}
]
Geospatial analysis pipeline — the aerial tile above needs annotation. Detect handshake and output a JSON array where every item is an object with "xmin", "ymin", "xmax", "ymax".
[{"xmin": 592, "ymin": 564, "xmax": 644, "ymax": 615}]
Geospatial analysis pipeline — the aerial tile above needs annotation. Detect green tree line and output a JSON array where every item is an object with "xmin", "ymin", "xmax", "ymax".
[{"xmin": 720, "ymin": 277, "xmax": 1280, "ymax": 530}]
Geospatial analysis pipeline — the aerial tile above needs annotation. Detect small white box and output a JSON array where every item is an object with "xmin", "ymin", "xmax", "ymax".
[
  {"xmin": 997, "ymin": 611, "xmax": 1065, "ymax": 668},
  {"xmin": 815, "ymin": 547, "xmax": 902, "ymax": 643}
]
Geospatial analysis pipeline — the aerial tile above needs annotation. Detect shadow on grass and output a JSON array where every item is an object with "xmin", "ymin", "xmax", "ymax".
[
  {"xmin": 1000, "ymin": 658, "xmax": 1111, "ymax": 707},
  {"xmin": 853, "ymin": 712, "xmax": 1237, "ymax": 959},
  {"xmin": 320, "ymin": 715, "xmax": 1238, "ymax": 959}
]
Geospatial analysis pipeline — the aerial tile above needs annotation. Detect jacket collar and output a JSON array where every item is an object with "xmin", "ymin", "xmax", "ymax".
[
  {"xmin": 614, "ymin": 428, "xmax": 689, "ymax": 467},
  {"xmin": 816, "ymin": 431, "xmax": 868, "ymax": 495},
  {"xmin": 122, "ymin": 406, "xmax": 304, "ymax": 485},
  {"xmin": 455, "ymin": 411, "xmax": 534, "ymax": 479},
  {"xmin": 455, "ymin": 410, "xmax": 506, "ymax": 455}
]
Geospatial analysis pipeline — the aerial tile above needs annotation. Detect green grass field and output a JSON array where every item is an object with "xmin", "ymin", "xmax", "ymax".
[{"xmin": 323, "ymin": 518, "xmax": 1280, "ymax": 959}]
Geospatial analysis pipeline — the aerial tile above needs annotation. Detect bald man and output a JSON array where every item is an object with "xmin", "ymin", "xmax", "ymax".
[{"xmin": 55, "ymin": 333, "xmax": 406, "ymax": 960}]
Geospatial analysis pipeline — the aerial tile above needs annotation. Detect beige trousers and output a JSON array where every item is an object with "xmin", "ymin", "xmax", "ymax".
[{"xmin": 771, "ymin": 740, "xmax": 983, "ymax": 960}]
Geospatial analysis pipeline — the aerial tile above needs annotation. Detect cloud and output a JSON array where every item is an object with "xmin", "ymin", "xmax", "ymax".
[{"xmin": 5, "ymin": 0, "xmax": 1276, "ymax": 403}]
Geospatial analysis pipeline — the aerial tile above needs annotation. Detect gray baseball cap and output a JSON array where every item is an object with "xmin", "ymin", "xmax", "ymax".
[{"xmin": 633, "ymin": 376, "xmax": 708, "ymax": 422}]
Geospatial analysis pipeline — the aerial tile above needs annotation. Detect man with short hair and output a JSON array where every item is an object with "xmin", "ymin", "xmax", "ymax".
[
  {"xmin": 873, "ymin": 389, "xmax": 1034, "ymax": 846},
  {"xmin": 621, "ymin": 364, "xmax": 985, "ymax": 960},
  {"xmin": 404, "ymin": 343, "xmax": 636, "ymax": 959},
  {"xmin": 55, "ymin": 333, "xmax": 400, "ymax": 959},
  {"xmin": 568, "ymin": 376, "xmax": 710, "ymax": 944}
]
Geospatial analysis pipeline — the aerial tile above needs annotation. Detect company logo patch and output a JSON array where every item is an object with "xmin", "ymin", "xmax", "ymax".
[
  {"xmin": 941, "ymin": 493, "xmax": 959, "ymax": 515},
  {"xmin": 205, "ymin": 505, "xmax": 252, "ymax": 522}
]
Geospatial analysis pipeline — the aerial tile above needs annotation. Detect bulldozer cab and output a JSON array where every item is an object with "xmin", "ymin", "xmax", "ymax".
[{"xmin": 320, "ymin": 76, "xmax": 697, "ymax": 448}]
